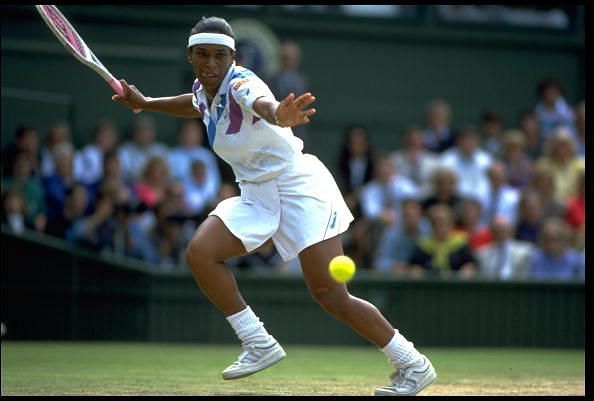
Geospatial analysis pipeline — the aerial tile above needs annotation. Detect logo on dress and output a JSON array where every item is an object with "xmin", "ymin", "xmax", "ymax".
[
  {"xmin": 233, "ymin": 78, "xmax": 250, "ymax": 90},
  {"xmin": 329, "ymin": 211, "xmax": 337, "ymax": 229}
]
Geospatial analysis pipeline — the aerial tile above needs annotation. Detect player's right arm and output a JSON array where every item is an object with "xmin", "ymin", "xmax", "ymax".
[{"xmin": 112, "ymin": 79, "xmax": 201, "ymax": 119}]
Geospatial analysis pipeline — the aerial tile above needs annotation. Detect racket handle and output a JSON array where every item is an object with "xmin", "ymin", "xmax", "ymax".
[{"xmin": 109, "ymin": 78, "xmax": 142, "ymax": 114}]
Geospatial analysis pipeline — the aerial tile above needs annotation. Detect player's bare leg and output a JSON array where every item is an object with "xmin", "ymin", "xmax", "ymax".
[
  {"xmin": 186, "ymin": 215, "xmax": 248, "ymax": 315},
  {"xmin": 186, "ymin": 216, "xmax": 286, "ymax": 380},
  {"xmin": 298, "ymin": 235, "xmax": 394, "ymax": 347},
  {"xmin": 299, "ymin": 235, "xmax": 436, "ymax": 395}
]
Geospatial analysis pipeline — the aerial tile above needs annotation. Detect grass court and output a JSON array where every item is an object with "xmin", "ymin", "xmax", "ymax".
[{"xmin": 1, "ymin": 341, "xmax": 584, "ymax": 396}]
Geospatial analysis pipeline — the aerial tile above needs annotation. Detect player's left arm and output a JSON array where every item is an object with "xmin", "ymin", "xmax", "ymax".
[{"xmin": 252, "ymin": 93, "xmax": 317, "ymax": 128}]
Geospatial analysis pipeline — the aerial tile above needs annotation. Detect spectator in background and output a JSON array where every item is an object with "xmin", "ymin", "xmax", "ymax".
[
  {"xmin": 528, "ymin": 164, "xmax": 566, "ymax": 220},
  {"xmin": 42, "ymin": 142, "xmax": 89, "ymax": 222},
  {"xmin": 476, "ymin": 216, "xmax": 533, "ymax": 280},
  {"xmin": 564, "ymin": 167, "xmax": 585, "ymax": 250},
  {"xmin": 73, "ymin": 119, "xmax": 119, "ymax": 187},
  {"xmin": 499, "ymin": 129, "xmax": 532, "ymax": 189},
  {"xmin": 182, "ymin": 159, "xmax": 219, "ymax": 219},
  {"xmin": 147, "ymin": 200, "xmax": 188, "ymax": 269},
  {"xmin": 2, "ymin": 124, "xmax": 41, "ymax": 178},
  {"xmin": 1, "ymin": 151, "xmax": 47, "ymax": 232},
  {"xmin": 422, "ymin": 99, "xmax": 455, "ymax": 153},
  {"xmin": 337, "ymin": 124, "xmax": 375, "ymax": 218},
  {"xmin": 535, "ymin": 127, "xmax": 585, "ymax": 203},
  {"xmin": 216, "ymin": 182, "xmax": 239, "ymax": 203},
  {"xmin": 233, "ymin": 242, "xmax": 285, "ymax": 272},
  {"xmin": 440, "ymin": 125, "xmax": 492, "ymax": 201},
  {"xmin": 118, "ymin": 115, "xmax": 168, "ymax": 184},
  {"xmin": 167, "ymin": 119, "xmax": 220, "ymax": 188},
  {"xmin": 389, "ymin": 125, "xmax": 440, "ymax": 197},
  {"xmin": 96, "ymin": 150, "xmax": 134, "ymax": 207},
  {"xmin": 514, "ymin": 190, "xmax": 544, "ymax": 244},
  {"xmin": 408, "ymin": 204, "xmax": 477, "ymax": 278},
  {"xmin": 480, "ymin": 109, "xmax": 503, "ymax": 156},
  {"xmin": 1, "ymin": 189, "xmax": 28, "ymax": 234},
  {"xmin": 529, "ymin": 217, "xmax": 584, "ymax": 280},
  {"xmin": 133, "ymin": 156, "xmax": 171, "ymax": 209},
  {"xmin": 517, "ymin": 109, "xmax": 543, "ymax": 160},
  {"xmin": 360, "ymin": 156, "xmax": 419, "ymax": 259},
  {"xmin": 67, "ymin": 189, "xmax": 115, "ymax": 251},
  {"xmin": 574, "ymin": 101, "xmax": 585, "ymax": 159},
  {"xmin": 269, "ymin": 41, "xmax": 309, "ymax": 146},
  {"xmin": 421, "ymin": 167, "xmax": 463, "ymax": 221},
  {"xmin": 44, "ymin": 183, "xmax": 89, "ymax": 239},
  {"xmin": 40, "ymin": 122, "xmax": 72, "ymax": 178},
  {"xmin": 455, "ymin": 196, "xmax": 492, "ymax": 251},
  {"xmin": 534, "ymin": 78, "xmax": 575, "ymax": 140},
  {"xmin": 374, "ymin": 198, "xmax": 430, "ymax": 275},
  {"xmin": 479, "ymin": 161, "xmax": 520, "ymax": 226}
]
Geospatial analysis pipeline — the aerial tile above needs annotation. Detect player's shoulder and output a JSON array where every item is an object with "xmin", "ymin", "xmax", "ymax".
[{"xmin": 229, "ymin": 66, "xmax": 262, "ymax": 89}]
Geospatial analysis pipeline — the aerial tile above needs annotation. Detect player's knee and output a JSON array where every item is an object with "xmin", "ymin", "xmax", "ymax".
[
  {"xmin": 310, "ymin": 287, "xmax": 350, "ymax": 318},
  {"xmin": 186, "ymin": 236, "xmax": 213, "ymax": 272}
]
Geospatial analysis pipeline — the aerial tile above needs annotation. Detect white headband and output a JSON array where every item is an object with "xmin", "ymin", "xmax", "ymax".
[{"xmin": 188, "ymin": 33, "xmax": 235, "ymax": 51}]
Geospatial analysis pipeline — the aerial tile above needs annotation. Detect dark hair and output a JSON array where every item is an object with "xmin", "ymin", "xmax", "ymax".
[
  {"xmin": 337, "ymin": 123, "xmax": 374, "ymax": 190},
  {"xmin": 92, "ymin": 119, "xmax": 116, "ymax": 141},
  {"xmin": 537, "ymin": 78, "xmax": 562, "ymax": 97},
  {"xmin": 481, "ymin": 109, "xmax": 502, "ymax": 124},
  {"xmin": 517, "ymin": 109, "xmax": 536, "ymax": 124},
  {"xmin": 103, "ymin": 149, "xmax": 119, "ymax": 166},
  {"xmin": 190, "ymin": 16, "xmax": 235, "ymax": 39},
  {"xmin": 338, "ymin": 124, "xmax": 373, "ymax": 163},
  {"xmin": 456, "ymin": 124, "xmax": 478, "ymax": 140},
  {"xmin": 15, "ymin": 124, "xmax": 37, "ymax": 139}
]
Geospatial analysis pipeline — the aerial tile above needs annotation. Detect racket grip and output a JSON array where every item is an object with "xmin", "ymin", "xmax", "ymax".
[{"xmin": 109, "ymin": 78, "xmax": 142, "ymax": 114}]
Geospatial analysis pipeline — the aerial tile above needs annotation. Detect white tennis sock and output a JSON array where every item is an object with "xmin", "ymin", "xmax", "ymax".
[
  {"xmin": 380, "ymin": 329, "xmax": 422, "ymax": 368},
  {"xmin": 226, "ymin": 306, "xmax": 271, "ymax": 345}
]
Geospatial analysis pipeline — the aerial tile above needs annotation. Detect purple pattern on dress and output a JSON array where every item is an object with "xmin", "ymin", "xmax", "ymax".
[
  {"xmin": 198, "ymin": 103, "xmax": 206, "ymax": 116},
  {"xmin": 192, "ymin": 79, "xmax": 201, "ymax": 93},
  {"xmin": 252, "ymin": 116, "xmax": 261, "ymax": 125},
  {"xmin": 226, "ymin": 94, "xmax": 243, "ymax": 135}
]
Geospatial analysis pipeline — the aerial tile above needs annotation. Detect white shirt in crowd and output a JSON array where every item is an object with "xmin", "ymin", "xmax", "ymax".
[
  {"xmin": 182, "ymin": 173, "xmax": 220, "ymax": 216},
  {"xmin": 476, "ymin": 240, "xmax": 533, "ymax": 280},
  {"xmin": 478, "ymin": 184, "xmax": 520, "ymax": 226},
  {"xmin": 360, "ymin": 176, "xmax": 420, "ymax": 221},
  {"xmin": 118, "ymin": 142, "xmax": 169, "ymax": 184},
  {"xmin": 439, "ymin": 148, "xmax": 492, "ymax": 201},
  {"xmin": 73, "ymin": 144, "xmax": 104, "ymax": 185},
  {"xmin": 390, "ymin": 150, "xmax": 440, "ymax": 198},
  {"xmin": 167, "ymin": 146, "xmax": 221, "ymax": 187}
]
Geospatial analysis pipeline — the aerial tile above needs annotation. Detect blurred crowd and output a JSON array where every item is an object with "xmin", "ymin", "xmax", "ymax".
[
  {"xmin": 1, "ymin": 46, "xmax": 585, "ymax": 281},
  {"xmin": 337, "ymin": 77, "xmax": 585, "ymax": 282}
]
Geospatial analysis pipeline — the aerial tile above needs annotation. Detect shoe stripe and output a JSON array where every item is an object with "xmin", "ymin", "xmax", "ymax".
[
  {"xmin": 255, "ymin": 342, "xmax": 279, "ymax": 350},
  {"xmin": 413, "ymin": 365, "xmax": 431, "ymax": 374}
]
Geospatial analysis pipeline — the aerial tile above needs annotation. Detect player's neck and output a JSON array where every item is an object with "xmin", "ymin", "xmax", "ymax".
[{"xmin": 205, "ymin": 90, "xmax": 216, "ymax": 106}]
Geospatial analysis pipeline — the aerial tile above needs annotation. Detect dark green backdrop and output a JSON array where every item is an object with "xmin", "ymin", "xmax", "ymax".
[{"xmin": 1, "ymin": 228, "xmax": 584, "ymax": 348}]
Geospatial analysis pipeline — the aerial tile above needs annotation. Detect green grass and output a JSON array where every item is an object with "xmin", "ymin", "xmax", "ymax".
[{"xmin": 0, "ymin": 342, "xmax": 585, "ymax": 396}]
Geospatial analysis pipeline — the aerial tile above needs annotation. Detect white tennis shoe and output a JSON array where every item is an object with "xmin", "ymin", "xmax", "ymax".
[
  {"xmin": 374, "ymin": 355, "xmax": 436, "ymax": 396},
  {"xmin": 221, "ymin": 336, "xmax": 287, "ymax": 380}
]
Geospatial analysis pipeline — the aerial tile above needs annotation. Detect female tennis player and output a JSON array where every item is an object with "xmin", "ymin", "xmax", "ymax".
[{"xmin": 112, "ymin": 16, "xmax": 435, "ymax": 396}]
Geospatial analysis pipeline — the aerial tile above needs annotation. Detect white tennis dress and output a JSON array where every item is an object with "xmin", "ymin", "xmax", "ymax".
[{"xmin": 192, "ymin": 63, "xmax": 353, "ymax": 261}]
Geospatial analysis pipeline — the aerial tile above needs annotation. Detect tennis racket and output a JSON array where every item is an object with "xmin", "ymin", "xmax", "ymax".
[{"xmin": 35, "ymin": 5, "xmax": 140, "ymax": 113}]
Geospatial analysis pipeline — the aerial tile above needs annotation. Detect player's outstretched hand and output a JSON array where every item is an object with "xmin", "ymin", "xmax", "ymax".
[
  {"xmin": 111, "ymin": 79, "xmax": 146, "ymax": 113},
  {"xmin": 275, "ymin": 92, "xmax": 316, "ymax": 127}
]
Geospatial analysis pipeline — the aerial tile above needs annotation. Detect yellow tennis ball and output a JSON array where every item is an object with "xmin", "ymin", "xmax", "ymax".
[{"xmin": 329, "ymin": 255, "xmax": 356, "ymax": 283}]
